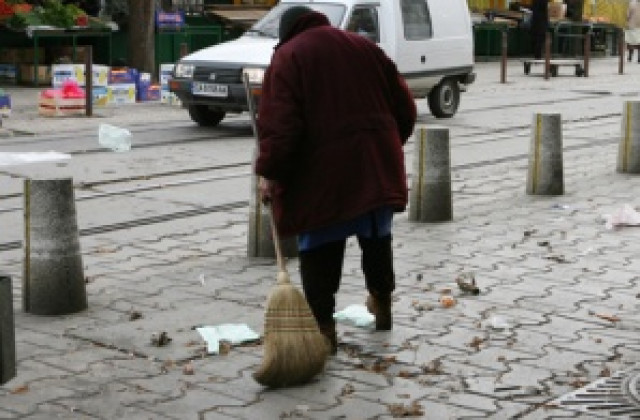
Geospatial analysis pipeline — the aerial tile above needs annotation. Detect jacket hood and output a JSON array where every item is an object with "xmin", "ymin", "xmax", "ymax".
[{"xmin": 276, "ymin": 11, "xmax": 331, "ymax": 49}]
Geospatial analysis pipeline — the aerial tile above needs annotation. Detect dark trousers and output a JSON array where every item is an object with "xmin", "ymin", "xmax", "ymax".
[
  {"xmin": 299, "ymin": 235, "xmax": 395, "ymax": 326},
  {"xmin": 532, "ymin": 33, "xmax": 545, "ymax": 59}
]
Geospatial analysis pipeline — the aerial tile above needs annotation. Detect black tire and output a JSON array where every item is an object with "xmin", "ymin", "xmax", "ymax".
[
  {"xmin": 427, "ymin": 78, "xmax": 460, "ymax": 119},
  {"xmin": 524, "ymin": 62, "xmax": 531, "ymax": 75},
  {"xmin": 188, "ymin": 105, "xmax": 225, "ymax": 127},
  {"xmin": 550, "ymin": 65, "xmax": 558, "ymax": 77},
  {"xmin": 575, "ymin": 66, "xmax": 585, "ymax": 77}
]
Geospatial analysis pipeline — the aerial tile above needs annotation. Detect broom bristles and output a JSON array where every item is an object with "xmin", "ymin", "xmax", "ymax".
[{"xmin": 253, "ymin": 272, "xmax": 330, "ymax": 388}]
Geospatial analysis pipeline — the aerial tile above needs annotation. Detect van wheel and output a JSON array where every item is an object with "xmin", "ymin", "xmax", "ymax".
[
  {"xmin": 428, "ymin": 78, "xmax": 460, "ymax": 118},
  {"xmin": 188, "ymin": 105, "xmax": 226, "ymax": 127}
]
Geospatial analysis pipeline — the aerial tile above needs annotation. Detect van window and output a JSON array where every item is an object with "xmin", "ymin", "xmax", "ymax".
[
  {"xmin": 252, "ymin": 3, "xmax": 346, "ymax": 38},
  {"xmin": 346, "ymin": 6, "xmax": 379, "ymax": 43},
  {"xmin": 401, "ymin": 0, "xmax": 432, "ymax": 40}
]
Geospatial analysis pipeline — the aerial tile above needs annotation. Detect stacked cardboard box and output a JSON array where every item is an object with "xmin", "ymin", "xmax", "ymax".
[
  {"xmin": 0, "ymin": 91, "xmax": 10, "ymax": 117},
  {"xmin": 0, "ymin": 47, "xmax": 49, "ymax": 85},
  {"xmin": 160, "ymin": 63, "xmax": 181, "ymax": 106},
  {"xmin": 52, "ymin": 64, "xmax": 110, "ymax": 106},
  {"xmin": 107, "ymin": 67, "xmax": 138, "ymax": 105}
]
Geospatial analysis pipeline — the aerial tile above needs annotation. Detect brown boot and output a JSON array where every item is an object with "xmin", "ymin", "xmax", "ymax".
[
  {"xmin": 318, "ymin": 323, "xmax": 338, "ymax": 355},
  {"xmin": 366, "ymin": 294, "xmax": 392, "ymax": 330}
]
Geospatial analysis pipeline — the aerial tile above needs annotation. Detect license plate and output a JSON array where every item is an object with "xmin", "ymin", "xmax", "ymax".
[{"xmin": 192, "ymin": 82, "xmax": 228, "ymax": 97}]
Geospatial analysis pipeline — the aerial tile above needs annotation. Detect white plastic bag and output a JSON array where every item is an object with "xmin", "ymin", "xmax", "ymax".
[{"xmin": 98, "ymin": 123, "xmax": 132, "ymax": 152}]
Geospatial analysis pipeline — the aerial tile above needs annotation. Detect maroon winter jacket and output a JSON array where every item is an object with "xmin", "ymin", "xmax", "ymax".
[{"xmin": 255, "ymin": 11, "xmax": 417, "ymax": 237}]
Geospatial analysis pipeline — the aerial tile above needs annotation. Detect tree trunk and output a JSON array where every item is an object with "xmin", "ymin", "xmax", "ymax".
[{"xmin": 127, "ymin": 0, "xmax": 155, "ymax": 78}]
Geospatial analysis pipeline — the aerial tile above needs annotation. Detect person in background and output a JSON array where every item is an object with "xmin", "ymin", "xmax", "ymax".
[
  {"xmin": 626, "ymin": 0, "xmax": 640, "ymax": 62},
  {"xmin": 530, "ymin": 0, "xmax": 550, "ymax": 59},
  {"xmin": 254, "ymin": 7, "xmax": 416, "ymax": 354}
]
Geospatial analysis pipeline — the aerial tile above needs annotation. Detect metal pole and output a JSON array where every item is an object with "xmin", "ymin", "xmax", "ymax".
[
  {"xmin": 85, "ymin": 45, "xmax": 93, "ymax": 117},
  {"xmin": 500, "ymin": 29, "xmax": 507, "ymax": 83},
  {"xmin": 544, "ymin": 31, "xmax": 551, "ymax": 80},
  {"xmin": 618, "ymin": 101, "xmax": 640, "ymax": 173},
  {"xmin": 619, "ymin": 28, "xmax": 625, "ymax": 75},
  {"xmin": 180, "ymin": 42, "xmax": 189, "ymax": 58},
  {"xmin": 583, "ymin": 30, "xmax": 591, "ymax": 77}
]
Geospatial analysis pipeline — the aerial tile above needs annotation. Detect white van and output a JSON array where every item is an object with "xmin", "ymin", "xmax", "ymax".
[{"xmin": 169, "ymin": 0, "xmax": 476, "ymax": 127}]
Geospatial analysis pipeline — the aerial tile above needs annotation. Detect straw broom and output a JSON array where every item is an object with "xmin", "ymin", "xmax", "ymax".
[{"xmin": 253, "ymin": 212, "xmax": 330, "ymax": 388}]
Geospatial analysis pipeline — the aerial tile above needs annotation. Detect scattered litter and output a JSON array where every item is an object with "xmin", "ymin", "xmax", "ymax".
[
  {"xmin": 601, "ymin": 204, "xmax": 640, "ymax": 230},
  {"xmin": 150, "ymin": 331, "xmax": 172, "ymax": 347},
  {"xmin": 0, "ymin": 151, "xmax": 71, "ymax": 167},
  {"xmin": 333, "ymin": 304, "xmax": 375, "ymax": 328},
  {"xmin": 588, "ymin": 310, "xmax": 620, "ymax": 323},
  {"xmin": 455, "ymin": 273, "xmax": 480, "ymax": 295},
  {"xmin": 439, "ymin": 295, "xmax": 456, "ymax": 308},
  {"xmin": 10, "ymin": 384, "xmax": 29, "ymax": 394},
  {"xmin": 388, "ymin": 401, "xmax": 424, "ymax": 418},
  {"xmin": 98, "ymin": 123, "xmax": 132, "ymax": 152},
  {"xmin": 128, "ymin": 310, "xmax": 143, "ymax": 321},
  {"xmin": 198, "ymin": 274, "xmax": 206, "ymax": 286},
  {"xmin": 489, "ymin": 315, "xmax": 511, "ymax": 330},
  {"xmin": 182, "ymin": 362, "xmax": 195, "ymax": 375},
  {"xmin": 468, "ymin": 336, "xmax": 485, "ymax": 350},
  {"xmin": 551, "ymin": 204, "xmax": 571, "ymax": 210},
  {"xmin": 195, "ymin": 324, "xmax": 259, "ymax": 355}
]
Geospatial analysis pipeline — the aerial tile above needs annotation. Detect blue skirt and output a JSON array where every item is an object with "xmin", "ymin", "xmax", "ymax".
[{"xmin": 297, "ymin": 206, "xmax": 393, "ymax": 252}]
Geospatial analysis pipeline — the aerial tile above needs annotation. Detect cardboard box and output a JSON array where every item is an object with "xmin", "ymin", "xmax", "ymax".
[
  {"xmin": 0, "ymin": 64, "xmax": 17, "ymax": 84},
  {"xmin": 548, "ymin": 3, "xmax": 566, "ymax": 20},
  {"xmin": 51, "ymin": 64, "xmax": 110, "ymax": 88},
  {"xmin": 38, "ymin": 95, "xmax": 85, "ymax": 117},
  {"xmin": 138, "ymin": 84, "xmax": 161, "ymax": 102},
  {"xmin": 91, "ymin": 86, "xmax": 109, "ymax": 107},
  {"xmin": 161, "ymin": 89, "xmax": 182, "ymax": 107},
  {"xmin": 108, "ymin": 67, "xmax": 139, "ymax": 84},
  {"xmin": 159, "ymin": 63, "xmax": 174, "ymax": 89},
  {"xmin": 0, "ymin": 94, "xmax": 10, "ymax": 117},
  {"xmin": 107, "ymin": 83, "xmax": 137, "ymax": 105},
  {"xmin": 19, "ymin": 65, "xmax": 52, "ymax": 85}
]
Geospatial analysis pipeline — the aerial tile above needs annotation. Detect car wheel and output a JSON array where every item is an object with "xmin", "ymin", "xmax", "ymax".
[
  {"xmin": 427, "ymin": 78, "xmax": 460, "ymax": 118},
  {"xmin": 188, "ymin": 105, "xmax": 225, "ymax": 127}
]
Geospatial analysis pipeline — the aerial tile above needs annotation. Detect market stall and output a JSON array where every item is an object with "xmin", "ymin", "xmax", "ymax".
[
  {"xmin": 470, "ymin": 0, "xmax": 625, "ymax": 58},
  {"xmin": 0, "ymin": 0, "xmax": 114, "ymax": 85}
]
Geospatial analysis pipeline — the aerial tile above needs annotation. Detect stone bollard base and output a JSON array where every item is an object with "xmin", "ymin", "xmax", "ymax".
[
  {"xmin": 23, "ymin": 178, "xmax": 87, "ymax": 315},
  {"xmin": 408, "ymin": 125, "xmax": 452, "ymax": 222},
  {"xmin": 526, "ymin": 113, "xmax": 564, "ymax": 196}
]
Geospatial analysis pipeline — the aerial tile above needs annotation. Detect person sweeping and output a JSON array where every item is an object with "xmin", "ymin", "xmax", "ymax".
[{"xmin": 254, "ymin": 5, "xmax": 417, "ymax": 365}]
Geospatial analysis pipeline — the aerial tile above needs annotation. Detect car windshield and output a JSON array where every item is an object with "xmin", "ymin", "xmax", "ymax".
[{"xmin": 248, "ymin": 3, "xmax": 346, "ymax": 38}]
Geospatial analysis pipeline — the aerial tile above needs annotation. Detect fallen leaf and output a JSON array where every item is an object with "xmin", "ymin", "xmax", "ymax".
[
  {"xmin": 440, "ymin": 295, "xmax": 456, "ymax": 308},
  {"xmin": 10, "ymin": 384, "xmax": 29, "ymax": 394},
  {"xmin": 588, "ymin": 311, "xmax": 620, "ymax": 323},
  {"xmin": 468, "ymin": 336, "xmax": 485, "ymax": 351},
  {"xmin": 182, "ymin": 362, "xmax": 195, "ymax": 375},
  {"xmin": 340, "ymin": 383, "xmax": 355, "ymax": 396},
  {"xmin": 388, "ymin": 401, "xmax": 424, "ymax": 417}
]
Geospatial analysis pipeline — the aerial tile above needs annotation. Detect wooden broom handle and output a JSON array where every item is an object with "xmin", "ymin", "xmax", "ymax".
[{"xmin": 269, "ymin": 208, "xmax": 287, "ymax": 274}]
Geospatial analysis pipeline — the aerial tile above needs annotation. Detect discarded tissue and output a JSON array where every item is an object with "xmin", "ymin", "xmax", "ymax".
[
  {"xmin": 333, "ymin": 304, "xmax": 375, "ymax": 328},
  {"xmin": 195, "ymin": 324, "xmax": 259, "ymax": 355},
  {"xmin": 601, "ymin": 204, "xmax": 640, "ymax": 230},
  {"xmin": 98, "ymin": 123, "xmax": 131, "ymax": 152}
]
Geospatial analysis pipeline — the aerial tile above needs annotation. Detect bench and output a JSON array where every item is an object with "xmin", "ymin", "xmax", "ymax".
[{"xmin": 523, "ymin": 59, "xmax": 585, "ymax": 77}]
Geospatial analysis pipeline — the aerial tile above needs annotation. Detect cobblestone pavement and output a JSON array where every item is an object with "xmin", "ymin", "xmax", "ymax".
[{"xmin": 2, "ymin": 58, "xmax": 640, "ymax": 419}]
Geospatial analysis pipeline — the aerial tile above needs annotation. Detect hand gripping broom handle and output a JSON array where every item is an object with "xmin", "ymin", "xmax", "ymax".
[{"xmin": 270, "ymin": 209, "xmax": 290, "ymax": 284}]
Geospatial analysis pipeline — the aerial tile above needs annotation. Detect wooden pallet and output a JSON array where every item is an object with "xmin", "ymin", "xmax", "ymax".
[{"xmin": 523, "ymin": 59, "xmax": 585, "ymax": 77}]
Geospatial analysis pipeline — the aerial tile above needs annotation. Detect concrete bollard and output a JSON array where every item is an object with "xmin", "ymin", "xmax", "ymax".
[
  {"xmin": 526, "ymin": 113, "xmax": 564, "ymax": 195},
  {"xmin": 23, "ymin": 178, "xmax": 87, "ymax": 315},
  {"xmin": 247, "ymin": 174, "xmax": 298, "ymax": 258},
  {"xmin": 0, "ymin": 275, "xmax": 16, "ymax": 385},
  {"xmin": 617, "ymin": 101, "xmax": 640, "ymax": 173},
  {"xmin": 408, "ymin": 125, "xmax": 452, "ymax": 222}
]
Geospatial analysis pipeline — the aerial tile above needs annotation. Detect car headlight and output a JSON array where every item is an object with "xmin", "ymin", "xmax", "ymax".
[
  {"xmin": 242, "ymin": 67, "xmax": 265, "ymax": 84},
  {"xmin": 174, "ymin": 63, "xmax": 194, "ymax": 79}
]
